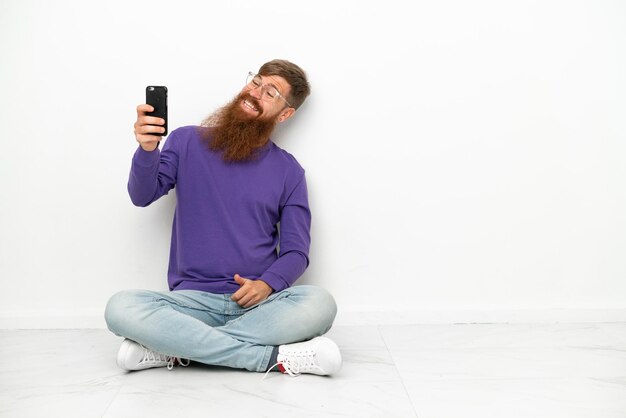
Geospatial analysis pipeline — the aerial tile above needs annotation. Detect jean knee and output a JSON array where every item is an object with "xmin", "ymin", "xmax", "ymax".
[
  {"xmin": 104, "ymin": 289, "xmax": 143, "ymax": 335},
  {"xmin": 298, "ymin": 286, "xmax": 337, "ymax": 334}
]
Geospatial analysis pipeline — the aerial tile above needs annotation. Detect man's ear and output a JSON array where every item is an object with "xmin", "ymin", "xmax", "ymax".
[{"xmin": 277, "ymin": 107, "xmax": 296, "ymax": 123}]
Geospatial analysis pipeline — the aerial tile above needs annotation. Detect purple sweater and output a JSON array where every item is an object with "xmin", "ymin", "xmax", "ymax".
[{"xmin": 128, "ymin": 126, "xmax": 311, "ymax": 294}]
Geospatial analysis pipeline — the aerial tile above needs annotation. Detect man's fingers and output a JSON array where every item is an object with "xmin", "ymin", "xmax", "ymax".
[
  {"xmin": 231, "ymin": 288, "xmax": 255, "ymax": 307},
  {"xmin": 133, "ymin": 104, "xmax": 162, "ymax": 152},
  {"xmin": 134, "ymin": 123, "xmax": 165, "ymax": 136},
  {"xmin": 234, "ymin": 274, "xmax": 247, "ymax": 286},
  {"xmin": 135, "ymin": 116, "xmax": 165, "ymax": 130},
  {"xmin": 136, "ymin": 104, "xmax": 154, "ymax": 116},
  {"xmin": 231, "ymin": 276, "xmax": 247, "ymax": 300},
  {"xmin": 238, "ymin": 293, "xmax": 255, "ymax": 308},
  {"xmin": 231, "ymin": 288, "xmax": 244, "ymax": 302},
  {"xmin": 139, "ymin": 115, "xmax": 165, "ymax": 126},
  {"xmin": 231, "ymin": 276, "xmax": 258, "ymax": 307},
  {"xmin": 231, "ymin": 276, "xmax": 271, "ymax": 308}
]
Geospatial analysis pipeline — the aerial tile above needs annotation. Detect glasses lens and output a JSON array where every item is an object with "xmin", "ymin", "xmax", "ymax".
[
  {"xmin": 245, "ymin": 73, "xmax": 286, "ymax": 104},
  {"xmin": 263, "ymin": 86, "xmax": 279, "ymax": 101},
  {"xmin": 246, "ymin": 73, "xmax": 262, "ymax": 88}
]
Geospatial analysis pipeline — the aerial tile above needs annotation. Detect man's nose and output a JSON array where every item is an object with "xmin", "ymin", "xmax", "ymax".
[{"xmin": 248, "ymin": 86, "xmax": 263, "ymax": 99}]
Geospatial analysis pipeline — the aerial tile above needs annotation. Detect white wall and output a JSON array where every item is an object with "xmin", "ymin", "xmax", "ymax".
[{"xmin": 1, "ymin": 0, "xmax": 625, "ymax": 328}]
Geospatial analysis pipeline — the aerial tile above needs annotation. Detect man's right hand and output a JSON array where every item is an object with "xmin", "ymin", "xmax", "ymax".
[{"xmin": 134, "ymin": 104, "xmax": 166, "ymax": 152}]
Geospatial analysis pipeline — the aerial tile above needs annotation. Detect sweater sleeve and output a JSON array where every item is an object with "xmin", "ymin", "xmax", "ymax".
[
  {"xmin": 261, "ymin": 174, "xmax": 311, "ymax": 291},
  {"xmin": 127, "ymin": 133, "xmax": 179, "ymax": 207}
]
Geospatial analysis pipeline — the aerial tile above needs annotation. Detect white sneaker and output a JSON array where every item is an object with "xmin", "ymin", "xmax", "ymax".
[
  {"xmin": 116, "ymin": 339, "xmax": 190, "ymax": 371},
  {"xmin": 268, "ymin": 336, "xmax": 342, "ymax": 377}
]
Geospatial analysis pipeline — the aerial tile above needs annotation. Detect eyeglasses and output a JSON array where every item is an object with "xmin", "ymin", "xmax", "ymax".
[{"xmin": 245, "ymin": 72, "xmax": 292, "ymax": 108}]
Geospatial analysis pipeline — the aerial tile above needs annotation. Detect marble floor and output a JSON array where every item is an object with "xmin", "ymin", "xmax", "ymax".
[{"xmin": 1, "ymin": 323, "xmax": 625, "ymax": 418}]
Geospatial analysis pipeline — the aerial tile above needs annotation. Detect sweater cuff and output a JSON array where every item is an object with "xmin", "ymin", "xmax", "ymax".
[
  {"xmin": 133, "ymin": 145, "xmax": 160, "ymax": 167},
  {"xmin": 260, "ymin": 271, "xmax": 287, "ymax": 293}
]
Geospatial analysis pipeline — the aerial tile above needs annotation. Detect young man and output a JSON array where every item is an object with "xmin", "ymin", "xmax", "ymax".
[{"xmin": 105, "ymin": 60, "xmax": 341, "ymax": 376}]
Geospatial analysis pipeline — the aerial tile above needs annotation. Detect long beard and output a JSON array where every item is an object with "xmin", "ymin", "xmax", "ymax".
[{"xmin": 201, "ymin": 93, "xmax": 278, "ymax": 162}]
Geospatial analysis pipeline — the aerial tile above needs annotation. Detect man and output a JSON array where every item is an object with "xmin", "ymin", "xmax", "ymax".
[{"xmin": 105, "ymin": 59, "xmax": 341, "ymax": 376}]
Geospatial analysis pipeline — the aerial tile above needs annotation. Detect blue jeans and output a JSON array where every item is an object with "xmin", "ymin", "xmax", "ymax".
[{"xmin": 104, "ymin": 285, "xmax": 337, "ymax": 372}]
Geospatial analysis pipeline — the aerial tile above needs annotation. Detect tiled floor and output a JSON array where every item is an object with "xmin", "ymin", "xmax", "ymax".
[{"xmin": 1, "ymin": 323, "xmax": 625, "ymax": 417}]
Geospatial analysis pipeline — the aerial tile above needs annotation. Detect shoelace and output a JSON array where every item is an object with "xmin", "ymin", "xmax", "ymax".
[
  {"xmin": 263, "ymin": 350, "xmax": 319, "ymax": 379},
  {"xmin": 166, "ymin": 356, "xmax": 191, "ymax": 371},
  {"xmin": 263, "ymin": 362, "xmax": 284, "ymax": 379},
  {"xmin": 140, "ymin": 346, "xmax": 190, "ymax": 371}
]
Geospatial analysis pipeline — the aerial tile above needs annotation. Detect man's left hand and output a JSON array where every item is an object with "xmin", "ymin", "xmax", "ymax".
[{"xmin": 231, "ymin": 274, "xmax": 273, "ymax": 308}]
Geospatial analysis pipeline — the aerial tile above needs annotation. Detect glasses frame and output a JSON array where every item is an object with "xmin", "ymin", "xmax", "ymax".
[{"xmin": 246, "ymin": 72, "xmax": 292, "ymax": 108}]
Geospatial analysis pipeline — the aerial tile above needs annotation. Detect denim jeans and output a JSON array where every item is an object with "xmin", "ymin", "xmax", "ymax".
[{"xmin": 104, "ymin": 285, "xmax": 337, "ymax": 372}]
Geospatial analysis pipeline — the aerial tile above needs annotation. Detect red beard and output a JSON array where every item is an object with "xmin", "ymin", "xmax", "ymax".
[{"xmin": 201, "ymin": 93, "xmax": 278, "ymax": 162}]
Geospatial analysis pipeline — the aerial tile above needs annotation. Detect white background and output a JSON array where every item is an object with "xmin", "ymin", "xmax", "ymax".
[{"xmin": 1, "ymin": 0, "xmax": 625, "ymax": 327}]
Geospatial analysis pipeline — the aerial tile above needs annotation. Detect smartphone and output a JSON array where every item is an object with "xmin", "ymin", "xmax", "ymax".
[{"xmin": 146, "ymin": 86, "xmax": 168, "ymax": 136}]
